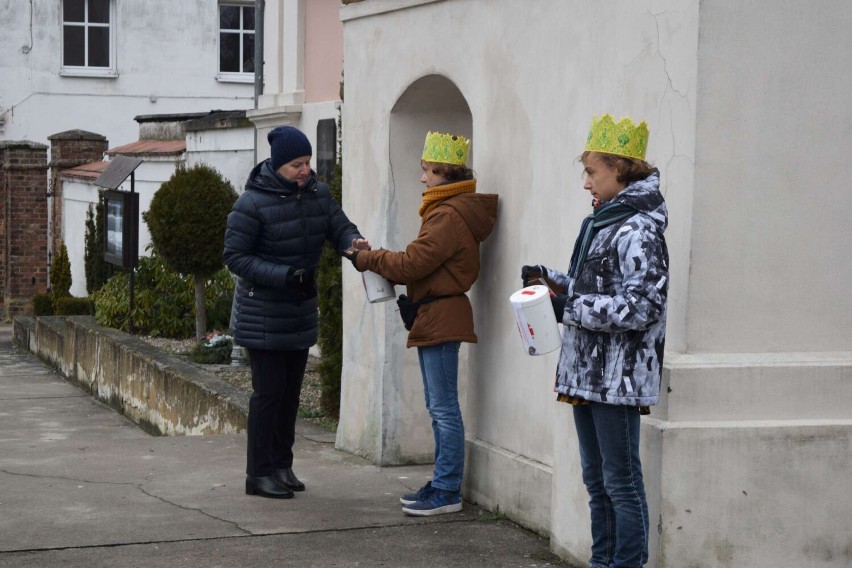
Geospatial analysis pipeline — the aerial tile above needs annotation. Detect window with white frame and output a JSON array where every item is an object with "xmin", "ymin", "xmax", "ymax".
[
  {"xmin": 219, "ymin": 3, "xmax": 255, "ymax": 81},
  {"xmin": 62, "ymin": 0, "xmax": 116, "ymax": 76}
]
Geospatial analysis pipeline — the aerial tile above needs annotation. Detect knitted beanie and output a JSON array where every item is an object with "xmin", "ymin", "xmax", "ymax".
[{"xmin": 268, "ymin": 126, "xmax": 312, "ymax": 170}]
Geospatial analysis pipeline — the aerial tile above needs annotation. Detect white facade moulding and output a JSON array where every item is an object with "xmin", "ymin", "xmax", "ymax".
[
  {"xmin": 217, "ymin": 72, "xmax": 255, "ymax": 84},
  {"xmin": 246, "ymin": 105, "xmax": 303, "ymax": 130},
  {"xmin": 339, "ymin": 0, "xmax": 446, "ymax": 22},
  {"xmin": 282, "ymin": 0, "xmax": 305, "ymax": 102},
  {"xmin": 59, "ymin": 68, "xmax": 119, "ymax": 79},
  {"xmin": 258, "ymin": 91, "xmax": 306, "ymax": 108},
  {"xmin": 105, "ymin": 154, "xmax": 186, "ymax": 164},
  {"xmin": 258, "ymin": 0, "xmax": 306, "ymax": 109}
]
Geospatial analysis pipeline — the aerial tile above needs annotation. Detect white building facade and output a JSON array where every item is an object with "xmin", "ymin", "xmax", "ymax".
[
  {"xmin": 0, "ymin": 0, "xmax": 254, "ymax": 147},
  {"xmin": 21, "ymin": 0, "xmax": 345, "ymax": 300},
  {"xmin": 333, "ymin": 1, "xmax": 852, "ymax": 567},
  {"xmin": 61, "ymin": 112, "xmax": 254, "ymax": 297}
]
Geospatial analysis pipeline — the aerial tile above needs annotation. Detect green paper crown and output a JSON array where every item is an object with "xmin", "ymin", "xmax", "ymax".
[
  {"xmin": 421, "ymin": 131, "xmax": 470, "ymax": 166},
  {"xmin": 585, "ymin": 115, "xmax": 649, "ymax": 160}
]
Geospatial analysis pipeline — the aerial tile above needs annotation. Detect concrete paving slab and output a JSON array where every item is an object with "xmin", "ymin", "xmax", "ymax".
[
  {"xmin": 0, "ymin": 353, "xmax": 62, "ymax": 399},
  {"xmin": 0, "ymin": 377, "xmax": 88, "ymax": 399},
  {"xmin": 0, "ymin": 325, "xmax": 571, "ymax": 567},
  {"xmin": 0, "ymin": 521, "xmax": 562, "ymax": 568},
  {"xmin": 0, "ymin": 357, "xmax": 54, "ymax": 378},
  {"xmin": 139, "ymin": 434, "xmax": 481, "ymax": 536},
  {"xmin": 0, "ymin": 395, "xmax": 146, "ymax": 445},
  {"xmin": 0, "ymin": 467, "xmax": 245, "ymax": 551}
]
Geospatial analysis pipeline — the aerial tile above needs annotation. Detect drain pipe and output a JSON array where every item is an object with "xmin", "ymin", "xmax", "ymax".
[
  {"xmin": 229, "ymin": 0, "xmax": 264, "ymax": 365},
  {"xmin": 3, "ymin": 161, "xmax": 11, "ymax": 320},
  {"xmin": 253, "ymin": 0, "xmax": 264, "ymax": 165}
]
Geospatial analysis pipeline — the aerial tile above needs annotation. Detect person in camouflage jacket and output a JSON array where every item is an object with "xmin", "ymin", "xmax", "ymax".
[
  {"xmin": 547, "ymin": 168, "xmax": 667, "ymax": 407},
  {"xmin": 522, "ymin": 116, "xmax": 668, "ymax": 568}
]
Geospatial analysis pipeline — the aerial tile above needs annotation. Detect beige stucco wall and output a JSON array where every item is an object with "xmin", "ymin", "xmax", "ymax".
[
  {"xmin": 338, "ymin": 0, "xmax": 698, "ymax": 547},
  {"xmin": 338, "ymin": 0, "xmax": 852, "ymax": 566},
  {"xmin": 688, "ymin": 0, "xmax": 852, "ymax": 353}
]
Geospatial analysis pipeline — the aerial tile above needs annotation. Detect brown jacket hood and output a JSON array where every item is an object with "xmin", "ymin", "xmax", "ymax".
[{"xmin": 431, "ymin": 192, "xmax": 498, "ymax": 243}]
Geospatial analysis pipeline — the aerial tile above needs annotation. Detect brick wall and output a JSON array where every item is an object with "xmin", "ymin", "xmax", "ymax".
[
  {"xmin": 1, "ymin": 141, "xmax": 49, "ymax": 319},
  {"xmin": 48, "ymin": 130, "xmax": 108, "ymax": 254}
]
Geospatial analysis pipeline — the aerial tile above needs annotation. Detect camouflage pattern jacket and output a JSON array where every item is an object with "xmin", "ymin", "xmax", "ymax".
[{"xmin": 547, "ymin": 170, "xmax": 668, "ymax": 406}]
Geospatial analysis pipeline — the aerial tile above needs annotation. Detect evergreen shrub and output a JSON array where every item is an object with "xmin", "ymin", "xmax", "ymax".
[
  {"xmin": 93, "ymin": 247, "xmax": 234, "ymax": 338},
  {"xmin": 50, "ymin": 243, "xmax": 72, "ymax": 310},
  {"xmin": 54, "ymin": 297, "xmax": 95, "ymax": 316},
  {"xmin": 317, "ymin": 113, "xmax": 345, "ymax": 419},
  {"xmin": 84, "ymin": 198, "xmax": 112, "ymax": 294},
  {"xmin": 32, "ymin": 293, "xmax": 53, "ymax": 316}
]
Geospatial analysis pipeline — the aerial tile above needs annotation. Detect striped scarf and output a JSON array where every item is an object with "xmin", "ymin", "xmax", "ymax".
[
  {"xmin": 418, "ymin": 179, "xmax": 477, "ymax": 217},
  {"xmin": 567, "ymin": 201, "xmax": 636, "ymax": 278}
]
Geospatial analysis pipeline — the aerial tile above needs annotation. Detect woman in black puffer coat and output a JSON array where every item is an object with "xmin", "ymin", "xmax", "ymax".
[{"xmin": 224, "ymin": 126, "xmax": 369, "ymax": 499}]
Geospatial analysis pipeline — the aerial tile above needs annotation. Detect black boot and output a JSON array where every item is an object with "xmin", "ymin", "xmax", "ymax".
[
  {"xmin": 246, "ymin": 475, "xmax": 294, "ymax": 499},
  {"xmin": 274, "ymin": 468, "xmax": 305, "ymax": 492}
]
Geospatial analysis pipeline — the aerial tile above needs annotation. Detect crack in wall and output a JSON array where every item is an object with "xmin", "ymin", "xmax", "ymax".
[
  {"xmin": 644, "ymin": 10, "xmax": 699, "ymax": 203},
  {"xmin": 651, "ymin": 9, "xmax": 692, "ymax": 101}
]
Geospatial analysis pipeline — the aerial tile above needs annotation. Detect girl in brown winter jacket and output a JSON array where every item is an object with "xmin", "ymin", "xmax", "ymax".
[{"xmin": 343, "ymin": 131, "xmax": 497, "ymax": 516}]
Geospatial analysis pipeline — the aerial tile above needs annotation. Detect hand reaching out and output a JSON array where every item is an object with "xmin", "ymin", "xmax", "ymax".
[{"xmin": 341, "ymin": 247, "xmax": 364, "ymax": 271}]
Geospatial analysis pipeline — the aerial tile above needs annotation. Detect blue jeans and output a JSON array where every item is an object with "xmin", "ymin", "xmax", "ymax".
[
  {"xmin": 417, "ymin": 342, "xmax": 463, "ymax": 493},
  {"xmin": 573, "ymin": 403, "xmax": 649, "ymax": 568}
]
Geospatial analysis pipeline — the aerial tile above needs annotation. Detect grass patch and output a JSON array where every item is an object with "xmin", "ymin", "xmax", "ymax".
[
  {"xmin": 298, "ymin": 406, "xmax": 339, "ymax": 432},
  {"xmin": 477, "ymin": 505, "xmax": 508, "ymax": 522}
]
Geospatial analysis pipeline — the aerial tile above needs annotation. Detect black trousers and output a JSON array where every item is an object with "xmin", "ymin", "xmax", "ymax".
[{"xmin": 245, "ymin": 348, "xmax": 309, "ymax": 477}]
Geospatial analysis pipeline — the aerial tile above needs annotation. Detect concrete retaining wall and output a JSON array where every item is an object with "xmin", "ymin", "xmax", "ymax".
[{"xmin": 13, "ymin": 316, "xmax": 248, "ymax": 436}]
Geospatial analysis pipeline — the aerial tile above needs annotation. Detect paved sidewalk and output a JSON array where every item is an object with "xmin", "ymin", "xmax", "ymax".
[{"xmin": 0, "ymin": 325, "xmax": 568, "ymax": 568}]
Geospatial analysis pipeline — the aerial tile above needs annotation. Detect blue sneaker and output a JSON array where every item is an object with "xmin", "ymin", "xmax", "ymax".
[
  {"xmin": 401, "ymin": 487, "xmax": 462, "ymax": 516},
  {"xmin": 399, "ymin": 481, "xmax": 433, "ymax": 506}
]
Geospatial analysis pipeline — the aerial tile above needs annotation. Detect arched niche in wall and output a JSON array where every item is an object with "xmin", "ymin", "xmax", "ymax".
[
  {"xmin": 387, "ymin": 75, "xmax": 472, "ymax": 249},
  {"xmin": 375, "ymin": 75, "xmax": 474, "ymax": 464}
]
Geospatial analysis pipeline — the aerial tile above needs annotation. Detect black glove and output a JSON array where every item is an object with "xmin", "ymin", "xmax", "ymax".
[
  {"xmin": 286, "ymin": 267, "xmax": 316, "ymax": 292},
  {"xmin": 551, "ymin": 294, "xmax": 568, "ymax": 324},
  {"xmin": 521, "ymin": 265, "xmax": 546, "ymax": 287},
  {"xmin": 341, "ymin": 247, "xmax": 360, "ymax": 269}
]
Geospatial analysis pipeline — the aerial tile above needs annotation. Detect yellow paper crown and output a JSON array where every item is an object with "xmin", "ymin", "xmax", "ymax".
[
  {"xmin": 421, "ymin": 131, "xmax": 470, "ymax": 166},
  {"xmin": 585, "ymin": 114, "xmax": 650, "ymax": 160}
]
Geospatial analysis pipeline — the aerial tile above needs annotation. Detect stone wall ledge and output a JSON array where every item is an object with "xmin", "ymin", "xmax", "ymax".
[{"xmin": 13, "ymin": 315, "xmax": 248, "ymax": 436}]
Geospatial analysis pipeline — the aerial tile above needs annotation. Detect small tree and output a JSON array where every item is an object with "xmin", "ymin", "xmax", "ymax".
[
  {"xmin": 317, "ymin": 161, "xmax": 344, "ymax": 418},
  {"xmin": 50, "ymin": 242, "xmax": 72, "ymax": 310},
  {"xmin": 317, "ymin": 109, "xmax": 345, "ymax": 419},
  {"xmin": 142, "ymin": 164, "xmax": 237, "ymax": 339},
  {"xmin": 84, "ymin": 195, "xmax": 112, "ymax": 294}
]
